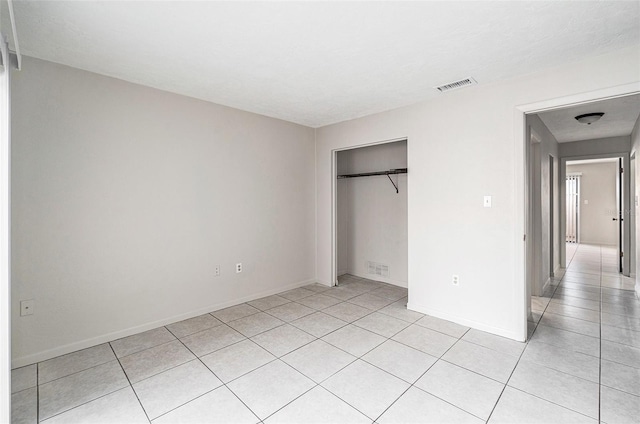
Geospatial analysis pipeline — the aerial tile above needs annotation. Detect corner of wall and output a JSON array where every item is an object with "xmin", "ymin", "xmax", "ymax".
[{"xmin": 314, "ymin": 127, "xmax": 319, "ymax": 284}]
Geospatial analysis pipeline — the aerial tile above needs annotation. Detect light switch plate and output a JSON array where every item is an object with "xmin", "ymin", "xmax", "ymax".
[{"xmin": 483, "ymin": 196, "xmax": 492, "ymax": 208}]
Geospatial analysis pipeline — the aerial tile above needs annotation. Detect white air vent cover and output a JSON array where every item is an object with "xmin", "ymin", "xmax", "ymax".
[
  {"xmin": 435, "ymin": 77, "xmax": 477, "ymax": 92},
  {"xmin": 366, "ymin": 261, "xmax": 389, "ymax": 278}
]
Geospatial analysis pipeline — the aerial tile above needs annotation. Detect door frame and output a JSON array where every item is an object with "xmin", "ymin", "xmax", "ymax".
[
  {"xmin": 331, "ymin": 137, "xmax": 408, "ymax": 287},
  {"xmin": 516, "ymin": 82, "xmax": 640, "ymax": 341},
  {"xmin": 549, "ymin": 154, "xmax": 555, "ymax": 278},
  {"xmin": 559, "ymin": 154, "xmax": 630, "ymax": 274}
]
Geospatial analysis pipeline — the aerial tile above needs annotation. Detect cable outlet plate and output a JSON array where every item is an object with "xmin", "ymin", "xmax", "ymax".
[{"xmin": 20, "ymin": 300, "xmax": 34, "ymax": 316}]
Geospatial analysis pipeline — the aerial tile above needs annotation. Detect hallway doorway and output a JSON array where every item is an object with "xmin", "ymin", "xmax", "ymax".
[{"xmin": 523, "ymin": 91, "xmax": 640, "ymax": 339}]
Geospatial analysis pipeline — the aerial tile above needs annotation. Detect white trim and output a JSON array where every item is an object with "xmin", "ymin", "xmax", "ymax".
[
  {"xmin": 11, "ymin": 278, "xmax": 316, "ymax": 368},
  {"xmin": 7, "ymin": 0, "xmax": 21, "ymax": 70},
  {"xmin": 0, "ymin": 34, "xmax": 11, "ymax": 424},
  {"xmin": 346, "ymin": 271, "xmax": 407, "ymax": 288},
  {"xmin": 542, "ymin": 277, "xmax": 551, "ymax": 294},
  {"xmin": 330, "ymin": 136, "xmax": 408, "ymax": 291},
  {"xmin": 408, "ymin": 302, "xmax": 524, "ymax": 342},
  {"xmin": 516, "ymin": 82, "xmax": 640, "ymax": 344}
]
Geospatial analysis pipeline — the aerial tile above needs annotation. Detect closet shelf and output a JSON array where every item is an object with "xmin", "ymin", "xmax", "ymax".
[{"xmin": 337, "ymin": 168, "xmax": 407, "ymax": 193}]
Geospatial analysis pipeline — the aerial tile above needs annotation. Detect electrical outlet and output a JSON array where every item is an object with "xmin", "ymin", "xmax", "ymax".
[
  {"xmin": 452, "ymin": 275, "xmax": 459, "ymax": 286},
  {"xmin": 20, "ymin": 300, "xmax": 34, "ymax": 316},
  {"xmin": 236, "ymin": 263, "xmax": 243, "ymax": 273},
  {"xmin": 215, "ymin": 265, "xmax": 220, "ymax": 277}
]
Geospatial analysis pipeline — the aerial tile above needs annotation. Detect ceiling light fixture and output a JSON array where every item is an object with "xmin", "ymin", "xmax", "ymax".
[{"xmin": 575, "ymin": 112, "xmax": 604, "ymax": 125}]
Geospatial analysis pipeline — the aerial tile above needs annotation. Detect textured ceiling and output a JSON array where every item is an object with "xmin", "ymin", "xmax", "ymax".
[
  {"xmin": 538, "ymin": 94, "xmax": 640, "ymax": 143},
  {"xmin": 2, "ymin": 1, "xmax": 639, "ymax": 127}
]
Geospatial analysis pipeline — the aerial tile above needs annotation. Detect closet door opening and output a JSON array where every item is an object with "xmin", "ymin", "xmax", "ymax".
[{"xmin": 334, "ymin": 139, "xmax": 408, "ymax": 288}]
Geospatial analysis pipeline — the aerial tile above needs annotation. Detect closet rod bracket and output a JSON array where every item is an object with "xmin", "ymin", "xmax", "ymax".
[{"xmin": 387, "ymin": 174, "xmax": 399, "ymax": 193}]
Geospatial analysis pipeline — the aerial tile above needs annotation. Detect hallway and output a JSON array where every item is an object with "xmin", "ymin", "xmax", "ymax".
[{"xmin": 528, "ymin": 243, "xmax": 639, "ymax": 423}]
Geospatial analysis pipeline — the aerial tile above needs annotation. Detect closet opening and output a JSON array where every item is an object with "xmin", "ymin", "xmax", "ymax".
[{"xmin": 332, "ymin": 139, "xmax": 408, "ymax": 288}]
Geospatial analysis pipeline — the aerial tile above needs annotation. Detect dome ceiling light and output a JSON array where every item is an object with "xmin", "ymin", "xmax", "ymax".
[{"xmin": 575, "ymin": 112, "xmax": 605, "ymax": 125}]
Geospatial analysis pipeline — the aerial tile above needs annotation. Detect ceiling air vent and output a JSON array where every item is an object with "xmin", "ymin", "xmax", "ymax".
[{"xmin": 435, "ymin": 77, "xmax": 477, "ymax": 93}]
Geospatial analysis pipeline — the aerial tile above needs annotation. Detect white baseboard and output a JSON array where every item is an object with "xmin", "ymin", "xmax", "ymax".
[
  {"xmin": 12, "ymin": 278, "xmax": 317, "ymax": 368},
  {"xmin": 347, "ymin": 271, "xmax": 407, "ymax": 288},
  {"xmin": 407, "ymin": 302, "xmax": 526, "ymax": 342},
  {"xmin": 542, "ymin": 277, "xmax": 551, "ymax": 293}
]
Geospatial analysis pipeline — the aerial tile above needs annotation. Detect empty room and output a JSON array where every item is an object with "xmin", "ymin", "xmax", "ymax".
[{"xmin": 2, "ymin": 1, "xmax": 640, "ymax": 423}]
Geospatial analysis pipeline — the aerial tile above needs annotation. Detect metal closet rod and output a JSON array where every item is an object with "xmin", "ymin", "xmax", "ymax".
[{"xmin": 337, "ymin": 168, "xmax": 407, "ymax": 193}]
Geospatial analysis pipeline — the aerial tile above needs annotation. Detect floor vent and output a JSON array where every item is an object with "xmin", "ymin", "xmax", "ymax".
[
  {"xmin": 366, "ymin": 261, "xmax": 389, "ymax": 278},
  {"xmin": 435, "ymin": 77, "xmax": 477, "ymax": 92}
]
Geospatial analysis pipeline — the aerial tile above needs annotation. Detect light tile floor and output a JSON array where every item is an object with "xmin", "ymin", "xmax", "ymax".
[{"xmin": 10, "ymin": 244, "xmax": 640, "ymax": 423}]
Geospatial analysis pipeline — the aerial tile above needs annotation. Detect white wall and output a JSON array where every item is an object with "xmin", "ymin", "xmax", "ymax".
[
  {"xmin": 527, "ymin": 115, "xmax": 559, "ymax": 297},
  {"xmin": 11, "ymin": 57, "xmax": 317, "ymax": 366},
  {"xmin": 316, "ymin": 46, "xmax": 640, "ymax": 341},
  {"xmin": 566, "ymin": 162, "xmax": 618, "ymax": 245},
  {"xmin": 337, "ymin": 141, "xmax": 407, "ymax": 286}
]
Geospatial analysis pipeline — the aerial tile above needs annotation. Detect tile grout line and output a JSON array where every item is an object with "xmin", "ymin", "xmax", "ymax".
[
  {"xmin": 107, "ymin": 342, "xmax": 152, "ymax": 424},
  {"xmin": 245, "ymin": 288, "xmax": 414, "ymax": 422},
  {"xmin": 372, "ymin": 327, "xmax": 480, "ymax": 422},
  {"xmin": 36, "ymin": 362, "xmax": 39, "ymax": 423},
  {"xmin": 486, "ymin": 243, "xmax": 579, "ymax": 422},
  {"xmin": 598, "ymin": 245, "xmax": 602, "ymax": 424},
  {"xmin": 166, "ymin": 328, "xmax": 264, "ymax": 423}
]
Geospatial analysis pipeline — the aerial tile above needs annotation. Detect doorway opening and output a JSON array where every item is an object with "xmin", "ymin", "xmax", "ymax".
[
  {"xmin": 521, "ymin": 88, "xmax": 640, "ymax": 340},
  {"xmin": 565, "ymin": 157, "xmax": 622, "ymax": 253},
  {"xmin": 332, "ymin": 139, "xmax": 408, "ymax": 288}
]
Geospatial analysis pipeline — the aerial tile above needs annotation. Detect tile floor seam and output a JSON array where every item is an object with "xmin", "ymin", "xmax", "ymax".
[
  {"xmin": 598, "ymin": 245, "xmax": 603, "ymax": 424},
  {"xmin": 289, "ymin": 312, "xmax": 351, "ymax": 339},
  {"xmin": 371, "ymin": 330, "xmax": 477, "ymax": 423},
  {"xmin": 504, "ymin": 386, "xmax": 601, "ymax": 422},
  {"xmin": 320, "ymin": 301, "xmax": 380, "ymax": 323},
  {"xmin": 148, "ymin": 386, "xmax": 219, "ymax": 422},
  {"xmin": 10, "ymin": 386, "xmax": 37, "ymax": 396},
  {"xmin": 184, "ymin": 332, "xmax": 248, "ymax": 358},
  {"xmin": 171, "ymin": 327, "xmax": 264, "ymax": 423},
  {"xmin": 262, "ymin": 333, "xmax": 320, "ymax": 359},
  {"xmin": 394, "ymin": 326, "xmax": 483, "ymax": 419},
  {"xmin": 411, "ymin": 384, "xmax": 492, "ymax": 422},
  {"xmin": 534, "ymin": 322, "xmax": 601, "ymax": 343},
  {"xmin": 106, "ymin": 343, "xmax": 152, "ymax": 424},
  {"xmin": 455, "ymin": 339, "xmax": 523, "ymax": 360},
  {"xmin": 251, "ymin": 359, "xmax": 319, "ymax": 422},
  {"xmin": 35, "ymin": 357, "xmax": 120, "ymax": 387},
  {"xmin": 411, "ymin": 322, "xmax": 470, "ymax": 340},
  {"xmin": 437, "ymin": 358, "xmax": 511, "ymax": 386},
  {"xmin": 120, "ymin": 352, "xmax": 197, "ymax": 386},
  {"xmin": 316, "ymin": 359, "xmax": 404, "ymax": 423},
  {"xmin": 37, "ymin": 386, "xmax": 138, "ymax": 424},
  {"xmin": 115, "ymin": 337, "xmax": 177, "ymax": 361},
  {"xmin": 36, "ymin": 361, "xmax": 40, "ymax": 424},
  {"xmin": 485, "ymin": 288, "xmax": 555, "ymax": 424},
  {"xmin": 319, "ymin": 331, "xmax": 381, "ymax": 359}
]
